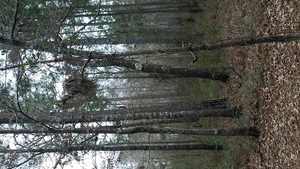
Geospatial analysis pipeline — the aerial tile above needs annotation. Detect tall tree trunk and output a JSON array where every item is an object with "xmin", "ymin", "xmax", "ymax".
[
  {"xmin": 110, "ymin": 59, "xmax": 231, "ymax": 82},
  {"xmin": 61, "ymin": 36, "xmax": 184, "ymax": 45},
  {"xmin": 0, "ymin": 126, "xmax": 259, "ymax": 137},
  {"xmin": 0, "ymin": 143, "xmax": 223, "ymax": 154},
  {"xmin": 3, "ymin": 33, "xmax": 300, "ymax": 56},
  {"xmin": 3, "ymin": 107, "xmax": 240, "ymax": 124}
]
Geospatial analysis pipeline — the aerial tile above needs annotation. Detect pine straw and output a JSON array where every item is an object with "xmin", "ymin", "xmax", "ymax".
[{"xmin": 214, "ymin": 0, "xmax": 300, "ymax": 168}]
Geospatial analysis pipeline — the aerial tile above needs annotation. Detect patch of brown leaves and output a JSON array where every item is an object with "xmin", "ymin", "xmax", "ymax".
[
  {"xmin": 250, "ymin": 1, "xmax": 300, "ymax": 168},
  {"xmin": 216, "ymin": 0, "xmax": 300, "ymax": 168}
]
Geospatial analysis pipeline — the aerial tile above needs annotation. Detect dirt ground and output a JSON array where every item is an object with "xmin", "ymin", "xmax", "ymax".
[{"xmin": 214, "ymin": 0, "xmax": 300, "ymax": 168}]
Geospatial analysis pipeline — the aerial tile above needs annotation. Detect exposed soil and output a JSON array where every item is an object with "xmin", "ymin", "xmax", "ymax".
[{"xmin": 214, "ymin": 0, "xmax": 300, "ymax": 168}]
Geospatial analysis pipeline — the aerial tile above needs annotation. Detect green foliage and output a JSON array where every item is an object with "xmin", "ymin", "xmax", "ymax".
[
  {"xmin": 194, "ymin": 51, "xmax": 221, "ymax": 67},
  {"xmin": 191, "ymin": 0, "xmax": 224, "ymax": 44},
  {"xmin": 173, "ymin": 22, "xmax": 224, "ymax": 101},
  {"xmin": 69, "ymin": 34, "xmax": 79, "ymax": 43},
  {"xmin": 173, "ymin": 78, "xmax": 223, "ymax": 101}
]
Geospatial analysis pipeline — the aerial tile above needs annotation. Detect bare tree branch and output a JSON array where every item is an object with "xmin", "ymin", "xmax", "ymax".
[
  {"xmin": 1, "ymin": 143, "xmax": 224, "ymax": 154},
  {"xmin": 8, "ymin": 152, "xmax": 44, "ymax": 169},
  {"xmin": 11, "ymin": 0, "xmax": 20, "ymax": 39},
  {"xmin": 15, "ymin": 71, "xmax": 56, "ymax": 130}
]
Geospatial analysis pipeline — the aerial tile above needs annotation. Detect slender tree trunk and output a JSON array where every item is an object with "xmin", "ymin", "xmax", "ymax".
[
  {"xmin": 4, "ymin": 34, "xmax": 298, "ymax": 82},
  {"xmin": 1, "ymin": 56, "xmax": 231, "ymax": 82},
  {"xmin": 0, "ymin": 99, "xmax": 230, "ymax": 124},
  {"xmin": 110, "ymin": 59, "xmax": 231, "ymax": 82},
  {"xmin": 61, "ymin": 36, "xmax": 184, "ymax": 45},
  {"xmin": 62, "ymin": 18, "xmax": 183, "ymax": 27},
  {"xmin": 0, "ymin": 126, "xmax": 259, "ymax": 137},
  {"xmin": 3, "ymin": 107, "xmax": 240, "ymax": 124},
  {"xmin": 114, "ymin": 118, "xmax": 200, "ymax": 128},
  {"xmin": 190, "ymin": 34, "xmax": 300, "ymax": 50},
  {"xmin": 69, "ymin": 6, "xmax": 200, "ymax": 17},
  {"xmin": 0, "ymin": 143, "xmax": 223, "ymax": 154},
  {"xmin": 107, "ymin": 93, "xmax": 186, "ymax": 102},
  {"xmin": 3, "ymin": 34, "xmax": 300, "ymax": 57}
]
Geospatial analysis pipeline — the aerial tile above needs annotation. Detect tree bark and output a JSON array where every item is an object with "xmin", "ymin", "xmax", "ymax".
[
  {"xmin": 2, "ymin": 34, "xmax": 300, "ymax": 57},
  {"xmin": 0, "ymin": 98, "xmax": 234, "ymax": 124},
  {"xmin": 110, "ymin": 59, "xmax": 231, "ymax": 82},
  {"xmin": 4, "ymin": 34, "xmax": 297, "ymax": 81},
  {"xmin": 114, "ymin": 118, "xmax": 200, "ymax": 128},
  {"xmin": 0, "ymin": 126, "xmax": 259, "ymax": 137},
  {"xmin": 61, "ymin": 36, "xmax": 184, "ymax": 45},
  {"xmin": 190, "ymin": 34, "xmax": 300, "ymax": 50},
  {"xmin": 0, "ymin": 143, "xmax": 223, "ymax": 154},
  {"xmin": 2, "ymin": 107, "xmax": 240, "ymax": 124}
]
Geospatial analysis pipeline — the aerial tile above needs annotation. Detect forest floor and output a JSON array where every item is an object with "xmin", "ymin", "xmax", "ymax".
[{"xmin": 212, "ymin": 0, "xmax": 300, "ymax": 168}]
